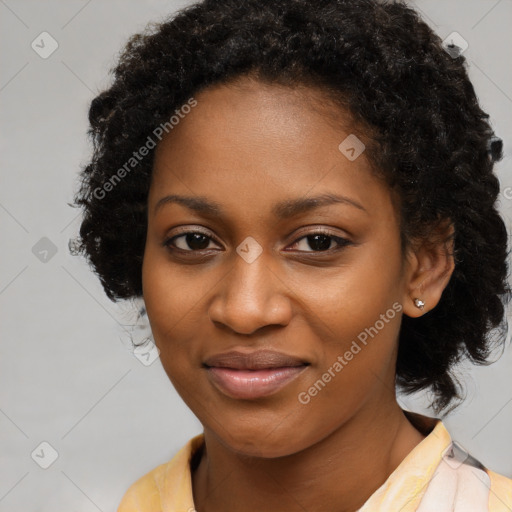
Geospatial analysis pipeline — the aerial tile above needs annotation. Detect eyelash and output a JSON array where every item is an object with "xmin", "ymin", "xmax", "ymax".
[{"xmin": 162, "ymin": 228, "xmax": 352, "ymax": 256}]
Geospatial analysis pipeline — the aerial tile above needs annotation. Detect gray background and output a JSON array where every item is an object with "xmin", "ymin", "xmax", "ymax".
[{"xmin": 1, "ymin": 0, "xmax": 511, "ymax": 510}]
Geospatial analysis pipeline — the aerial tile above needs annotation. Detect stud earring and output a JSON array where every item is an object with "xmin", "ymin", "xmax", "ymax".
[{"xmin": 413, "ymin": 298, "xmax": 425, "ymax": 310}]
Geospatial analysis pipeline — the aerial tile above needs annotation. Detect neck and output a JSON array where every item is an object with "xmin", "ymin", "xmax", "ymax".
[{"xmin": 192, "ymin": 401, "xmax": 427, "ymax": 512}]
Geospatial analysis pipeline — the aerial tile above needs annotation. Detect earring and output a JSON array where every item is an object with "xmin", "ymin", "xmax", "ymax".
[{"xmin": 413, "ymin": 298, "xmax": 425, "ymax": 310}]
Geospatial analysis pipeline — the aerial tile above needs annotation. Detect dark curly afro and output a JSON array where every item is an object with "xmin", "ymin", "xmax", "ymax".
[{"xmin": 72, "ymin": 0, "xmax": 511, "ymax": 413}]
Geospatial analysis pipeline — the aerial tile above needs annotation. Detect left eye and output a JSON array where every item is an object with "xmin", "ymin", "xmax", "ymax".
[{"xmin": 290, "ymin": 233, "xmax": 351, "ymax": 252}]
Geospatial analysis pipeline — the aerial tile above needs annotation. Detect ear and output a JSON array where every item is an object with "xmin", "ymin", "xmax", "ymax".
[{"xmin": 401, "ymin": 219, "xmax": 455, "ymax": 318}]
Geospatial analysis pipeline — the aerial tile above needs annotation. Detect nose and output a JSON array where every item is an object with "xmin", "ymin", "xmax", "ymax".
[{"xmin": 207, "ymin": 252, "xmax": 293, "ymax": 335}]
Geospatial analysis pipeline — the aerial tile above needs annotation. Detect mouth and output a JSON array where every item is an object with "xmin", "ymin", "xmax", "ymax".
[{"xmin": 203, "ymin": 350, "xmax": 309, "ymax": 400}]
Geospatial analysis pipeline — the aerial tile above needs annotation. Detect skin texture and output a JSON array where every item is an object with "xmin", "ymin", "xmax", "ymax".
[{"xmin": 142, "ymin": 77, "xmax": 455, "ymax": 512}]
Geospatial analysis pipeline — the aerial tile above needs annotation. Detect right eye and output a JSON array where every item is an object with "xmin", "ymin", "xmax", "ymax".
[{"xmin": 164, "ymin": 231, "xmax": 221, "ymax": 252}]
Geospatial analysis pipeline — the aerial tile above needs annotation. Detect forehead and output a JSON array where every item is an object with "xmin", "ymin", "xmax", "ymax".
[
  {"xmin": 153, "ymin": 77, "xmax": 369, "ymax": 176},
  {"xmin": 161, "ymin": 75, "xmax": 355, "ymax": 140},
  {"xmin": 149, "ymin": 77, "xmax": 394, "ymax": 223}
]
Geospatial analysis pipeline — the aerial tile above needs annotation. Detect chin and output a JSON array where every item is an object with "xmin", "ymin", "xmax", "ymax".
[{"xmin": 210, "ymin": 421, "xmax": 314, "ymax": 459}]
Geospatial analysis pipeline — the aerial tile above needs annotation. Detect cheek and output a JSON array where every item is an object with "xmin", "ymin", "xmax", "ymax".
[
  {"xmin": 295, "ymin": 239, "xmax": 403, "ymax": 344},
  {"xmin": 142, "ymin": 247, "xmax": 198, "ymax": 371},
  {"xmin": 142, "ymin": 242, "xmax": 213, "ymax": 335},
  {"xmin": 293, "ymin": 233, "xmax": 404, "ymax": 402}
]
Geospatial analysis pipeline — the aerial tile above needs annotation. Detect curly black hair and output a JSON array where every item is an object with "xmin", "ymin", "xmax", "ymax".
[{"xmin": 72, "ymin": 0, "xmax": 511, "ymax": 413}]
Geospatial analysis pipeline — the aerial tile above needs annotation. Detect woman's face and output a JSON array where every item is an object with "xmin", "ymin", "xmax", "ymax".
[{"xmin": 143, "ymin": 77, "xmax": 411, "ymax": 457}]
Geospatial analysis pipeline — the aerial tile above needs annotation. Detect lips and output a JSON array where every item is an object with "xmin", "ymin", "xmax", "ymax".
[
  {"xmin": 204, "ymin": 349, "xmax": 308, "ymax": 370},
  {"xmin": 203, "ymin": 350, "xmax": 309, "ymax": 400}
]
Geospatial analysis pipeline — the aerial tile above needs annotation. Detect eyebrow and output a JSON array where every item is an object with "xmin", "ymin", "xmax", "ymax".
[{"xmin": 153, "ymin": 193, "xmax": 367, "ymax": 218}]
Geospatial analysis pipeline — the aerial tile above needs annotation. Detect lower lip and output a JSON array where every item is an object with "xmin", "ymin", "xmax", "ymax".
[{"xmin": 206, "ymin": 366, "xmax": 307, "ymax": 399}]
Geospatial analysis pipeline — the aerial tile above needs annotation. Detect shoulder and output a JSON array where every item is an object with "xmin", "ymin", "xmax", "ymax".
[
  {"xmin": 116, "ymin": 462, "xmax": 167, "ymax": 512},
  {"xmin": 487, "ymin": 469, "xmax": 512, "ymax": 511},
  {"xmin": 384, "ymin": 413, "xmax": 512, "ymax": 511},
  {"xmin": 419, "ymin": 436, "xmax": 512, "ymax": 511},
  {"xmin": 116, "ymin": 434, "xmax": 204, "ymax": 512}
]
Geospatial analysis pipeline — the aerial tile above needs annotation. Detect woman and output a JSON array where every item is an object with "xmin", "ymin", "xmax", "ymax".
[{"xmin": 72, "ymin": 0, "xmax": 512, "ymax": 509}]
